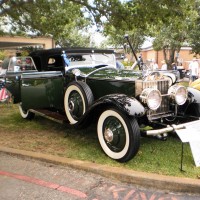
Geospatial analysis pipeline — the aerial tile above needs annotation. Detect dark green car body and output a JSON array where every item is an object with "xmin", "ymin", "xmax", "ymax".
[
  {"xmin": 20, "ymin": 68, "xmax": 141, "ymax": 110},
  {"xmin": 3, "ymin": 48, "xmax": 200, "ymax": 162}
]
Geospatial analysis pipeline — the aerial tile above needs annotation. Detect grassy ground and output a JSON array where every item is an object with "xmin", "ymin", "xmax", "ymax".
[{"xmin": 0, "ymin": 103, "xmax": 199, "ymax": 179}]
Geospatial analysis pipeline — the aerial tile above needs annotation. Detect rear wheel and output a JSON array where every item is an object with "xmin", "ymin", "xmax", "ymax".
[
  {"xmin": 97, "ymin": 108, "xmax": 140, "ymax": 162},
  {"xmin": 64, "ymin": 81, "xmax": 93, "ymax": 124},
  {"xmin": 19, "ymin": 103, "xmax": 35, "ymax": 119}
]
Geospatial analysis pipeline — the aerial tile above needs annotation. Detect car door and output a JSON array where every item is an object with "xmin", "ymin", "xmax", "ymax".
[{"xmin": 21, "ymin": 71, "xmax": 64, "ymax": 110}]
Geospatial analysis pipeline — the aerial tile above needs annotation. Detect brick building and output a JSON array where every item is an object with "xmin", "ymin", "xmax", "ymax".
[
  {"xmin": 0, "ymin": 35, "xmax": 55, "ymax": 50},
  {"xmin": 141, "ymin": 46, "xmax": 199, "ymax": 70}
]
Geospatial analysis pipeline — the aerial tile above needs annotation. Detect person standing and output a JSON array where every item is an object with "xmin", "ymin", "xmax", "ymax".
[
  {"xmin": 151, "ymin": 60, "xmax": 158, "ymax": 70},
  {"xmin": 189, "ymin": 58, "xmax": 199, "ymax": 82},
  {"xmin": 161, "ymin": 60, "xmax": 167, "ymax": 70},
  {"xmin": 172, "ymin": 63, "xmax": 177, "ymax": 70}
]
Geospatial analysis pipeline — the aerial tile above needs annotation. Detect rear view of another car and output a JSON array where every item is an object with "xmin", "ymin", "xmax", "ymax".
[{"xmin": 3, "ymin": 56, "xmax": 37, "ymax": 103}]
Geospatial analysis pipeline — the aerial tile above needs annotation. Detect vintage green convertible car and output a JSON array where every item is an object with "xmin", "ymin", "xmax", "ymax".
[{"xmin": 4, "ymin": 48, "xmax": 200, "ymax": 162}]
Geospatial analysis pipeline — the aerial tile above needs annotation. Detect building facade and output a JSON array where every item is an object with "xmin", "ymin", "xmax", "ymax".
[
  {"xmin": 0, "ymin": 36, "xmax": 55, "ymax": 50},
  {"xmin": 141, "ymin": 46, "xmax": 198, "ymax": 70}
]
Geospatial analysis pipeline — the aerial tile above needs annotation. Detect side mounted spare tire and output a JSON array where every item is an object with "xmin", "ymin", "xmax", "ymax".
[
  {"xmin": 64, "ymin": 81, "xmax": 94, "ymax": 124},
  {"xmin": 19, "ymin": 103, "xmax": 35, "ymax": 120},
  {"xmin": 97, "ymin": 108, "xmax": 140, "ymax": 162}
]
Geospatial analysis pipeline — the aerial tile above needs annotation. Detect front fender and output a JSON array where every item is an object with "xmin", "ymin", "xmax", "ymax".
[
  {"xmin": 188, "ymin": 87, "xmax": 200, "ymax": 103},
  {"xmin": 94, "ymin": 94, "xmax": 145, "ymax": 117},
  {"xmin": 74, "ymin": 94, "xmax": 145, "ymax": 128},
  {"xmin": 184, "ymin": 87, "xmax": 200, "ymax": 116}
]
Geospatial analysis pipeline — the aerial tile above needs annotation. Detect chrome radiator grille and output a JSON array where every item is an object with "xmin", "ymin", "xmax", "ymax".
[{"xmin": 135, "ymin": 79, "xmax": 170, "ymax": 116}]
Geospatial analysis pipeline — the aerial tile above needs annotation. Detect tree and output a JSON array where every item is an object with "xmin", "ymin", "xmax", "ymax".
[
  {"xmin": 89, "ymin": 0, "xmax": 200, "ymax": 62},
  {"xmin": 103, "ymin": 26, "xmax": 145, "ymax": 61},
  {"xmin": 151, "ymin": 1, "xmax": 199, "ymax": 67},
  {"xmin": 152, "ymin": 17, "xmax": 195, "ymax": 67},
  {"xmin": 0, "ymin": 0, "xmax": 34, "ymax": 16},
  {"xmin": 0, "ymin": 0, "xmax": 92, "ymax": 47},
  {"xmin": 94, "ymin": 0, "xmax": 199, "ymax": 66},
  {"xmin": 188, "ymin": 1, "xmax": 200, "ymax": 55},
  {"xmin": 0, "ymin": 0, "xmax": 199, "ymax": 56}
]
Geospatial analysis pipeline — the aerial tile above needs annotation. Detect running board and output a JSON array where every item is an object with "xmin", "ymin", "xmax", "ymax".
[{"xmin": 29, "ymin": 109, "xmax": 68, "ymax": 124}]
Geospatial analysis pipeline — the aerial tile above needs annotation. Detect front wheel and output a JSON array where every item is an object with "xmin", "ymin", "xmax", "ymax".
[
  {"xmin": 97, "ymin": 109, "xmax": 140, "ymax": 162},
  {"xmin": 19, "ymin": 103, "xmax": 35, "ymax": 120}
]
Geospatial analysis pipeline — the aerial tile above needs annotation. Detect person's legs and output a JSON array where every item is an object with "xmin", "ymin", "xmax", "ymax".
[{"xmin": 193, "ymin": 76, "xmax": 198, "ymax": 81}]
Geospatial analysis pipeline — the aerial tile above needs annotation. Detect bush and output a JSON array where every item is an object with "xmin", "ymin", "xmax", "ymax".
[{"xmin": 0, "ymin": 50, "xmax": 6, "ymax": 60}]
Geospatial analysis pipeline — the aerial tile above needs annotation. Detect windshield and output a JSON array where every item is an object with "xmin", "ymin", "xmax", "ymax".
[
  {"xmin": 65, "ymin": 53, "xmax": 116, "ymax": 68},
  {"xmin": 7, "ymin": 56, "xmax": 37, "ymax": 72}
]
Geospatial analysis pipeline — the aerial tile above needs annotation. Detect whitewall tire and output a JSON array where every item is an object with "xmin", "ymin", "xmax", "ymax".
[
  {"xmin": 97, "ymin": 109, "xmax": 140, "ymax": 162},
  {"xmin": 64, "ymin": 81, "xmax": 93, "ymax": 124}
]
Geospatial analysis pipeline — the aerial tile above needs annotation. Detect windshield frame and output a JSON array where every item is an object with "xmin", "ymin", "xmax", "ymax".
[{"xmin": 64, "ymin": 52, "xmax": 116, "ymax": 68}]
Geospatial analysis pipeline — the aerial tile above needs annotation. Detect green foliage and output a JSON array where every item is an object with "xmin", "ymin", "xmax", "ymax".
[
  {"xmin": 0, "ymin": 0, "xmax": 92, "ymax": 47},
  {"xmin": 0, "ymin": 1, "xmax": 34, "ymax": 16},
  {"xmin": 188, "ymin": 1, "xmax": 200, "ymax": 55},
  {"xmin": 152, "ymin": 23, "xmax": 186, "ymax": 66},
  {"xmin": 0, "ymin": 0, "xmax": 200, "ymax": 55},
  {"xmin": 19, "ymin": 50, "xmax": 29, "ymax": 56},
  {"xmin": 104, "ymin": 27, "xmax": 145, "ymax": 52},
  {"xmin": 90, "ymin": 0, "xmax": 200, "ymax": 60},
  {"xmin": 0, "ymin": 50, "xmax": 6, "ymax": 60},
  {"xmin": 55, "ymin": 21, "xmax": 91, "ymax": 47},
  {"xmin": 149, "ymin": 0, "xmax": 199, "ymax": 65}
]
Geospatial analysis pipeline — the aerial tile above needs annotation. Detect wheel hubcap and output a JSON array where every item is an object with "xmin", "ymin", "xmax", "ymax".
[
  {"xmin": 69, "ymin": 101, "xmax": 75, "ymax": 112},
  {"xmin": 68, "ymin": 91, "xmax": 83, "ymax": 120},
  {"xmin": 103, "ymin": 116, "xmax": 126, "ymax": 152},
  {"xmin": 104, "ymin": 128, "xmax": 114, "ymax": 142}
]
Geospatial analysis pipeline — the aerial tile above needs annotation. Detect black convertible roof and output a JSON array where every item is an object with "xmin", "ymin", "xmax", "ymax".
[{"xmin": 29, "ymin": 48, "xmax": 115, "ymax": 57}]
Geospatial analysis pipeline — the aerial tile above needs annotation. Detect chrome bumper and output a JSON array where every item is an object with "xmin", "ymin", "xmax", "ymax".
[{"xmin": 145, "ymin": 120, "xmax": 200, "ymax": 136}]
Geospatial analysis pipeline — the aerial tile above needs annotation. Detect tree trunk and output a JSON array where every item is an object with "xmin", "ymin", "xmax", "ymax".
[
  {"xmin": 162, "ymin": 47, "xmax": 169, "ymax": 69},
  {"xmin": 163, "ymin": 47, "xmax": 167, "ymax": 61},
  {"xmin": 168, "ymin": 48, "xmax": 175, "ymax": 69},
  {"xmin": 162, "ymin": 47, "xmax": 177, "ymax": 70}
]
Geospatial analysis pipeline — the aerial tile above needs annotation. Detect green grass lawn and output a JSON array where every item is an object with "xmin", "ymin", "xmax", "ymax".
[{"xmin": 0, "ymin": 103, "xmax": 199, "ymax": 179}]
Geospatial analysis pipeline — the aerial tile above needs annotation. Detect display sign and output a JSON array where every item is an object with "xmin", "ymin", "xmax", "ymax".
[
  {"xmin": 190, "ymin": 141, "xmax": 200, "ymax": 167},
  {"xmin": 175, "ymin": 120, "xmax": 200, "ymax": 167}
]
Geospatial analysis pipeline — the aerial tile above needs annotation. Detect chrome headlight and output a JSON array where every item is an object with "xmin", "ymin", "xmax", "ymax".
[
  {"xmin": 168, "ymin": 85, "xmax": 188, "ymax": 105},
  {"xmin": 140, "ymin": 88, "xmax": 162, "ymax": 110}
]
